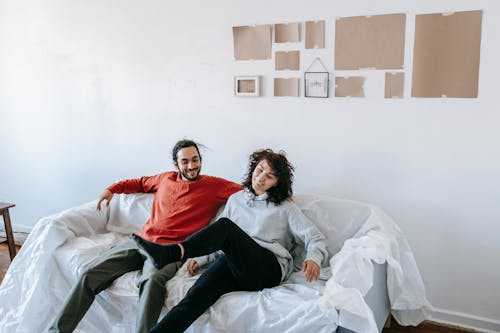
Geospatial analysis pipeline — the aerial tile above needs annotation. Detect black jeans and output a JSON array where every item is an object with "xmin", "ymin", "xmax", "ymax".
[{"xmin": 150, "ymin": 217, "xmax": 282, "ymax": 333}]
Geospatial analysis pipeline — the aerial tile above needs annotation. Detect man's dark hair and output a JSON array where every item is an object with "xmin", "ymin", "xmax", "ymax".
[
  {"xmin": 172, "ymin": 139, "xmax": 202, "ymax": 162},
  {"xmin": 242, "ymin": 149, "xmax": 294, "ymax": 205}
]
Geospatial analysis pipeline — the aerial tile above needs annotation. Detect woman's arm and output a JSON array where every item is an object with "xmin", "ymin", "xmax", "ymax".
[{"xmin": 288, "ymin": 203, "xmax": 329, "ymax": 275}]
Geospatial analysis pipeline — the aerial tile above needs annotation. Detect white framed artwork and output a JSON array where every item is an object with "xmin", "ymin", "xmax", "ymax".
[{"xmin": 234, "ymin": 76, "xmax": 261, "ymax": 96}]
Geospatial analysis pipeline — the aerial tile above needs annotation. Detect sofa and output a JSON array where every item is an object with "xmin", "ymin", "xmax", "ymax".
[{"xmin": 0, "ymin": 193, "xmax": 429, "ymax": 333}]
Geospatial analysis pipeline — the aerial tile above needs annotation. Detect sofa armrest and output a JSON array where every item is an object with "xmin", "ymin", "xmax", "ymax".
[
  {"xmin": 37, "ymin": 200, "xmax": 108, "ymax": 238},
  {"xmin": 337, "ymin": 262, "xmax": 390, "ymax": 333}
]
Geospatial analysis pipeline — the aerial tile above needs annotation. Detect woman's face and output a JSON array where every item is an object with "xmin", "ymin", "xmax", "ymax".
[{"xmin": 252, "ymin": 159, "xmax": 278, "ymax": 196}]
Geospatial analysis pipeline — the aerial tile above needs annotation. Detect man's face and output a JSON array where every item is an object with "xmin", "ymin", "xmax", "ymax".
[{"xmin": 175, "ymin": 146, "xmax": 201, "ymax": 181}]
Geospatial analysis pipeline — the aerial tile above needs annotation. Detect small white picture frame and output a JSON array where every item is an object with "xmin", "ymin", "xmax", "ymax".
[{"xmin": 234, "ymin": 76, "xmax": 261, "ymax": 96}]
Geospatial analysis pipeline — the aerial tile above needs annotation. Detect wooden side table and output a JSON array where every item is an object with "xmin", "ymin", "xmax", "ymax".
[{"xmin": 0, "ymin": 203, "xmax": 17, "ymax": 260}]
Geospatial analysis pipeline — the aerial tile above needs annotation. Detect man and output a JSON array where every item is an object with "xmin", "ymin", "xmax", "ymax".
[{"xmin": 49, "ymin": 139, "xmax": 241, "ymax": 333}]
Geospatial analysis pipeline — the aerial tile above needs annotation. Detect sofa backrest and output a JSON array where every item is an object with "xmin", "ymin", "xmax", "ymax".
[
  {"xmin": 106, "ymin": 193, "xmax": 153, "ymax": 234},
  {"xmin": 106, "ymin": 192, "xmax": 373, "ymax": 261},
  {"xmin": 293, "ymin": 194, "xmax": 372, "ymax": 258}
]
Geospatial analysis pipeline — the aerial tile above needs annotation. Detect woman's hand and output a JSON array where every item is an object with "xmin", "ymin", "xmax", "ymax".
[
  {"xmin": 188, "ymin": 260, "xmax": 199, "ymax": 276},
  {"xmin": 97, "ymin": 189, "xmax": 114, "ymax": 211},
  {"xmin": 302, "ymin": 260, "xmax": 320, "ymax": 283}
]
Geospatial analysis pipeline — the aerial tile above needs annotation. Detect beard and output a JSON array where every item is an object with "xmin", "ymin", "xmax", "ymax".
[{"xmin": 180, "ymin": 167, "xmax": 201, "ymax": 181}]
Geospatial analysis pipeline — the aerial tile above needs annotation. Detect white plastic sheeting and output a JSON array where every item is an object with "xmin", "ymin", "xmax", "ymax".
[{"xmin": 0, "ymin": 193, "xmax": 429, "ymax": 333}]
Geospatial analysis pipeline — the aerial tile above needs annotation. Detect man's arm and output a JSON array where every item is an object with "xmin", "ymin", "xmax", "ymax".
[
  {"xmin": 96, "ymin": 173, "xmax": 168, "ymax": 211},
  {"xmin": 96, "ymin": 189, "xmax": 114, "ymax": 211},
  {"xmin": 214, "ymin": 178, "xmax": 242, "ymax": 203}
]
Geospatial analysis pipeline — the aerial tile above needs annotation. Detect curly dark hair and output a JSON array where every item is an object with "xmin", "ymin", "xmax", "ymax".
[{"xmin": 242, "ymin": 149, "xmax": 295, "ymax": 204}]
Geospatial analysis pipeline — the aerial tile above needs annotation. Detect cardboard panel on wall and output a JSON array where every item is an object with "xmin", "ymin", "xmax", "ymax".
[
  {"xmin": 411, "ymin": 10, "xmax": 482, "ymax": 98},
  {"xmin": 305, "ymin": 20, "xmax": 325, "ymax": 49},
  {"xmin": 275, "ymin": 51, "xmax": 300, "ymax": 70},
  {"xmin": 274, "ymin": 78, "xmax": 300, "ymax": 96},
  {"xmin": 335, "ymin": 13, "xmax": 406, "ymax": 70},
  {"xmin": 233, "ymin": 25, "xmax": 272, "ymax": 60},
  {"xmin": 385, "ymin": 72, "xmax": 404, "ymax": 98},
  {"xmin": 335, "ymin": 77, "xmax": 365, "ymax": 97},
  {"xmin": 275, "ymin": 23, "xmax": 300, "ymax": 43}
]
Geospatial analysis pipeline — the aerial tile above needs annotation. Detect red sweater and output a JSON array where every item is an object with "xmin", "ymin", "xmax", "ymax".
[{"xmin": 107, "ymin": 171, "xmax": 241, "ymax": 244}]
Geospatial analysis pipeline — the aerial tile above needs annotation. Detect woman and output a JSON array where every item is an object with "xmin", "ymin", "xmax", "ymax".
[{"xmin": 132, "ymin": 149, "xmax": 328, "ymax": 333}]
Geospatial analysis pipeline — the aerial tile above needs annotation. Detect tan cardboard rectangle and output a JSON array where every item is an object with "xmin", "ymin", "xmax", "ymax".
[
  {"xmin": 275, "ymin": 22, "xmax": 300, "ymax": 43},
  {"xmin": 306, "ymin": 20, "xmax": 325, "ymax": 49},
  {"xmin": 385, "ymin": 72, "xmax": 404, "ymax": 98},
  {"xmin": 233, "ymin": 25, "xmax": 272, "ymax": 60},
  {"xmin": 335, "ymin": 76, "xmax": 365, "ymax": 97},
  {"xmin": 275, "ymin": 51, "xmax": 300, "ymax": 70},
  {"xmin": 335, "ymin": 13, "xmax": 406, "ymax": 70},
  {"xmin": 411, "ymin": 10, "xmax": 482, "ymax": 98},
  {"xmin": 274, "ymin": 78, "xmax": 300, "ymax": 96}
]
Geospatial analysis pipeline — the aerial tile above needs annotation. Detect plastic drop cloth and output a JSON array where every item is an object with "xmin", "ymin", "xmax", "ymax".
[{"xmin": 0, "ymin": 193, "xmax": 430, "ymax": 333}]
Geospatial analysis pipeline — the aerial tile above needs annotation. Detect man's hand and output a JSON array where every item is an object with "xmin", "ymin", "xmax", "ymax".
[
  {"xmin": 188, "ymin": 260, "xmax": 199, "ymax": 276},
  {"xmin": 302, "ymin": 260, "xmax": 320, "ymax": 283},
  {"xmin": 97, "ymin": 190, "xmax": 114, "ymax": 211}
]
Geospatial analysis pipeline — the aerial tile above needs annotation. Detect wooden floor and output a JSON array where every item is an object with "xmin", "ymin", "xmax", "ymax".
[
  {"xmin": 0, "ymin": 242, "xmax": 470, "ymax": 333},
  {"xmin": 0, "ymin": 242, "xmax": 20, "ymax": 284}
]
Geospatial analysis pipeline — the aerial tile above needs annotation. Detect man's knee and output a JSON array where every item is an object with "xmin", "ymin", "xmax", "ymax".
[
  {"xmin": 142, "ymin": 271, "xmax": 168, "ymax": 287},
  {"xmin": 77, "ymin": 268, "xmax": 102, "ymax": 293}
]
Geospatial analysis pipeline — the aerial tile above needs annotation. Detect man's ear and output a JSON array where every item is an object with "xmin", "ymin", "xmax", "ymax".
[{"xmin": 173, "ymin": 160, "xmax": 178, "ymax": 167}]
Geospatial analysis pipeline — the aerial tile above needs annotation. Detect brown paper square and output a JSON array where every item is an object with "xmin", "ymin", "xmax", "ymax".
[
  {"xmin": 335, "ymin": 77, "xmax": 365, "ymax": 97},
  {"xmin": 233, "ymin": 25, "xmax": 272, "ymax": 60},
  {"xmin": 275, "ymin": 23, "xmax": 300, "ymax": 43},
  {"xmin": 306, "ymin": 21, "xmax": 325, "ymax": 49},
  {"xmin": 275, "ymin": 51, "xmax": 300, "ymax": 71},
  {"xmin": 274, "ymin": 78, "xmax": 300, "ymax": 97},
  {"xmin": 335, "ymin": 13, "xmax": 406, "ymax": 70},
  {"xmin": 411, "ymin": 10, "xmax": 482, "ymax": 98},
  {"xmin": 385, "ymin": 72, "xmax": 404, "ymax": 98}
]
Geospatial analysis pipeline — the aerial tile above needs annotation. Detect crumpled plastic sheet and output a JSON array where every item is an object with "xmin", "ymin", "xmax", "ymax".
[
  {"xmin": 0, "ymin": 196, "xmax": 430, "ymax": 333},
  {"xmin": 318, "ymin": 204, "xmax": 431, "ymax": 332}
]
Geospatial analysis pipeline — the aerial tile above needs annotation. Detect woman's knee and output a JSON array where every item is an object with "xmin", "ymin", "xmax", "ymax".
[
  {"xmin": 216, "ymin": 217, "xmax": 240, "ymax": 233},
  {"xmin": 217, "ymin": 217, "xmax": 233, "ymax": 226}
]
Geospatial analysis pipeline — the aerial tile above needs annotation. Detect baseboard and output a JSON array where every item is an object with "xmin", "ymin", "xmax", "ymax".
[
  {"xmin": 11, "ymin": 224, "xmax": 32, "ymax": 233},
  {"xmin": 428, "ymin": 308, "xmax": 500, "ymax": 333}
]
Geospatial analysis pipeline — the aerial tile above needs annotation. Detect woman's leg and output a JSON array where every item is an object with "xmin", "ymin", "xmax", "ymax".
[
  {"xmin": 132, "ymin": 217, "xmax": 281, "ymax": 285},
  {"xmin": 150, "ymin": 256, "xmax": 238, "ymax": 333},
  {"xmin": 183, "ymin": 217, "xmax": 282, "ymax": 289},
  {"xmin": 147, "ymin": 219, "xmax": 282, "ymax": 332}
]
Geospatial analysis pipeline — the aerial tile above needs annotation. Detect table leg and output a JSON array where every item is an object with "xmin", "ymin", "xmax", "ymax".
[{"xmin": 2, "ymin": 209, "xmax": 17, "ymax": 260}]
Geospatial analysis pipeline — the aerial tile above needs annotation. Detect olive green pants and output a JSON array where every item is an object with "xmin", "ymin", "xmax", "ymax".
[{"xmin": 48, "ymin": 239, "xmax": 182, "ymax": 333}]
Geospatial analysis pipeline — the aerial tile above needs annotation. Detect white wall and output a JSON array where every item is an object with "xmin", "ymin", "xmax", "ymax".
[{"xmin": 1, "ymin": 0, "xmax": 499, "ymax": 331}]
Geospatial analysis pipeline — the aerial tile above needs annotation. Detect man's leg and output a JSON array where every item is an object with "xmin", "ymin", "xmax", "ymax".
[
  {"xmin": 48, "ymin": 240, "xmax": 144, "ymax": 333},
  {"xmin": 150, "ymin": 256, "xmax": 238, "ymax": 333},
  {"xmin": 135, "ymin": 259, "xmax": 183, "ymax": 333}
]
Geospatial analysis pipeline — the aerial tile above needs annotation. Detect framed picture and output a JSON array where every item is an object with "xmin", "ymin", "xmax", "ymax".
[
  {"xmin": 234, "ymin": 76, "xmax": 261, "ymax": 96},
  {"xmin": 304, "ymin": 72, "xmax": 329, "ymax": 98}
]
